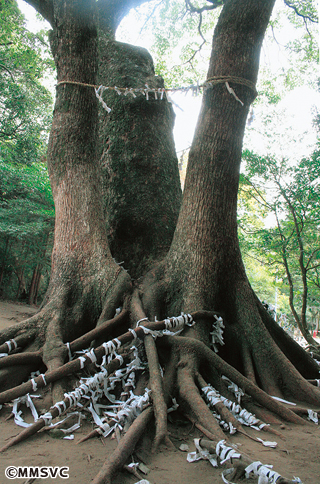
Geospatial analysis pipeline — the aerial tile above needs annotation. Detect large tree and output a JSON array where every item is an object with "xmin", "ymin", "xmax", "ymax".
[{"xmin": 0, "ymin": 1, "xmax": 319, "ymax": 483}]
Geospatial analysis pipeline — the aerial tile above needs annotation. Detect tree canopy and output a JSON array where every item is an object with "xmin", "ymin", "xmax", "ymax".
[{"xmin": 0, "ymin": 0, "xmax": 53, "ymax": 165}]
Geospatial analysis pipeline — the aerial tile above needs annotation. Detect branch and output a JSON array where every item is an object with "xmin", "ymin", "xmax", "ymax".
[
  {"xmin": 307, "ymin": 262, "xmax": 320, "ymax": 272},
  {"xmin": 0, "ymin": 64, "xmax": 15, "ymax": 81},
  {"xmin": 23, "ymin": 0, "xmax": 54, "ymax": 26},
  {"xmin": 305, "ymin": 248, "xmax": 320, "ymax": 271},
  {"xmin": 0, "ymin": 121, "xmax": 24, "ymax": 139},
  {"xmin": 243, "ymin": 251, "xmax": 284, "ymax": 268},
  {"xmin": 241, "ymin": 174, "xmax": 274, "ymax": 211},
  {"xmin": 137, "ymin": 0, "xmax": 165, "ymax": 36},
  {"xmin": 283, "ymin": 0, "xmax": 318, "ymax": 23},
  {"xmin": 98, "ymin": 0, "xmax": 154, "ymax": 34},
  {"xmin": 185, "ymin": 0, "xmax": 223, "ymax": 14}
]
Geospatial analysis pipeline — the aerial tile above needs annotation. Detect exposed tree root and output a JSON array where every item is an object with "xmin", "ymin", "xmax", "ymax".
[
  {"xmin": 177, "ymin": 358, "xmax": 226, "ymax": 441},
  {"xmin": 0, "ymin": 315, "xmax": 192, "ymax": 404},
  {"xmin": 144, "ymin": 333, "xmax": 171, "ymax": 450},
  {"xmin": 198, "ymin": 438, "xmax": 298, "ymax": 484},
  {"xmin": 196, "ymin": 373, "xmax": 244, "ymax": 432},
  {"xmin": 0, "ymin": 352, "xmax": 43, "ymax": 369},
  {"xmin": 90, "ymin": 347, "xmax": 178, "ymax": 484},
  {"xmin": 162, "ymin": 335, "xmax": 311, "ymax": 424},
  {"xmin": 91, "ymin": 406, "xmax": 154, "ymax": 484},
  {"xmin": 0, "ymin": 304, "xmax": 319, "ymax": 484},
  {"xmin": 0, "ymin": 267, "xmax": 132, "ymax": 393},
  {"xmin": 0, "ymin": 309, "xmax": 129, "ymax": 373},
  {"xmin": 0, "ymin": 331, "xmax": 37, "ymax": 355},
  {"xmin": 0, "ymin": 355, "xmax": 126, "ymax": 453},
  {"xmin": 308, "ymin": 379, "xmax": 320, "ymax": 387}
]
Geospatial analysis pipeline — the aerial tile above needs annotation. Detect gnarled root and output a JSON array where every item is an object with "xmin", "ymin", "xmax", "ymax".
[
  {"xmin": 198, "ymin": 438, "xmax": 298, "ymax": 484},
  {"xmin": 91, "ymin": 406, "xmax": 154, "ymax": 484},
  {"xmin": 1, "ymin": 303, "xmax": 320, "ymax": 484},
  {"xmin": 0, "ymin": 267, "xmax": 132, "ymax": 393}
]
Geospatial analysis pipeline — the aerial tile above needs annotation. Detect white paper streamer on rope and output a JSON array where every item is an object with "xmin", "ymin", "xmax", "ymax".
[
  {"xmin": 66, "ymin": 342, "xmax": 72, "ymax": 361},
  {"xmin": 34, "ymin": 368, "xmax": 110, "ymax": 427},
  {"xmin": 58, "ymin": 76, "xmax": 256, "ymax": 115},
  {"xmin": 12, "ymin": 394, "xmax": 40, "ymax": 428},
  {"xmin": 68, "ymin": 337, "xmax": 123, "ymax": 369},
  {"xmin": 29, "ymin": 373, "xmax": 47, "ymax": 391},
  {"xmin": 271, "ymin": 396, "xmax": 296, "ymax": 406},
  {"xmin": 167, "ymin": 398, "xmax": 179, "ymax": 413},
  {"xmin": 137, "ymin": 313, "xmax": 194, "ymax": 340},
  {"xmin": 256, "ymin": 437, "xmax": 278, "ymax": 448},
  {"xmin": 12, "ymin": 342, "xmax": 149, "ymax": 437},
  {"xmin": 95, "ymin": 85, "xmax": 112, "ymax": 113},
  {"xmin": 201, "ymin": 384, "xmax": 276, "ymax": 446},
  {"xmin": 307, "ymin": 409, "xmax": 318, "ymax": 424},
  {"xmin": 164, "ymin": 313, "xmax": 194, "ymax": 332},
  {"xmin": 225, "ymin": 82, "xmax": 244, "ymax": 106},
  {"xmin": 221, "ymin": 376, "xmax": 244, "ymax": 403},
  {"xmin": 221, "ymin": 468, "xmax": 238, "ymax": 484},
  {"xmin": 95, "ymin": 388, "xmax": 151, "ymax": 437},
  {"xmin": 245, "ymin": 461, "xmax": 281, "ymax": 484},
  {"xmin": 187, "ymin": 438, "xmax": 218, "ymax": 467},
  {"xmin": 210, "ymin": 315, "xmax": 225, "ymax": 352},
  {"xmin": 216, "ymin": 440, "xmax": 241, "ymax": 464},
  {"xmin": 3, "ymin": 339, "xmax": 18, "ymax": 354},
  {"xmin": 187, "ymin": 439, "xmax": 241, "ymax": 474},
  {"xmin": 188, "ymin": 439, "xmax": 300, "ymax": 484}
]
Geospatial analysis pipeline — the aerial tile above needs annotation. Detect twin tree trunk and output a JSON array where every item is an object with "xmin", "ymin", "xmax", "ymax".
[
  {"xmin": 20, "ymin": 0, "xmax": 320, "ymax": 424},
  {"xmin": 2, "ymin": 1, "xmax": 320, "ymax": 482}
]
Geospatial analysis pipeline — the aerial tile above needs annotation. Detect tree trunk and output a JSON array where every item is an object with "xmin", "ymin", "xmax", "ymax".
[
  {"xmin": 28, "ymin": 233, "xmax": 49, "ymax": 305},
  {"xmin": 0, "ymin": 236, "xmax": 11, "ymax": 291},
  {"xmin": 140, "ymin": 0, "xmax": 320, "ymax": 401},
  {"xmin": 98, "ymin": 36, "xmax": 182, "ymax": 278},
  {"xmin": 165, "ymin": 0, "xmax": 274, "ymax": 311},
  {"xmin": 28, "ymin": 263, "xmax": 42, "ymax": 305},
  {"xmin": 15, "ymin": 267, "xmax": 26, "ymax": 300},
  {"xmin": 24, "ymin": 0, "xmax": 131, "ymax": 375}
]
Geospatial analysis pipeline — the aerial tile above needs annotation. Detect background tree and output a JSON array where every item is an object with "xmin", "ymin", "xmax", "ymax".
[
  {"xmin": 0, "ymin": 0, "xmax": 54, "ymax": 302},
  {"xmin": 0, "ymin": 0, "xmax": 53, "ymax": 165},
  {"xmin": 0, "ymin": 1, "xmax": 319, "ymax": 484},
  {"xmin": 0, "ymin": 162, "xmax": 54, "ymax": 302},
  {"xmin": 241, "ymin": 116, "xmax": 320, "ymax": 348}
]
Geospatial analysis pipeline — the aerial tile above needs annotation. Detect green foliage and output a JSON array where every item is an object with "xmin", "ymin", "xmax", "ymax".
[
  {"xmin": 0, "ymin": 0, "xmax": 53, "ymax": 165},
  {"xmin": 117, "ymin": 0, "xmax": 221, "ymax": 87},
  {"xmin": 151, "ymin": 1, "xmax": 220, "ymax": 87},
  {"xmin": 257, "ymin": 0, "xmax": 318, "ymax": 104},
  {"xmin": 240, "ymin": 128, "xmax": 320, "ymax": 331},
  {"xmin": 0, "ymin": 161, "xmax": 54, "ymax": 301},
  {"xmin": 0, "ymin": 162, "xmax": 54, "ymax": 235},
  {"xmin": 238, "ymin": 177, "xmax": 291, "ymax": 318}
]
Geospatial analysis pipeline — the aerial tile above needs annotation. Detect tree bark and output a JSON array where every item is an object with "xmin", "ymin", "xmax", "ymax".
[
  {"xmin": 29, "ymin": 0, "xmax": 131, "ymax": 372},
  {"xmin": 28, "ymin": 263, "xmax": 42, "ymax": 305},
  {"xmin": 98, "ymin": 37, "xmax": 182, "ymax": 278},
  {"xmin": 165, "ymin": 0, "xmax": 275, "ymax": 312},
  {"xmin": 139, "ymin": 0, "xmax": 320, "ymax": 403}
]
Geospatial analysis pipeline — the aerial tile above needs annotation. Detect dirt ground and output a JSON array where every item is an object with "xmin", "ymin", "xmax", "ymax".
[{"xmin": 0, "ymin": 300, "xmax": 319, "ymax": 484}]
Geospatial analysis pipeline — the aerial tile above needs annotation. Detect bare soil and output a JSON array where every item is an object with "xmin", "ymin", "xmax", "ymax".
[{"xmin": 0, "ymin": 300, "xmax": 319, "ymax": 484}]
